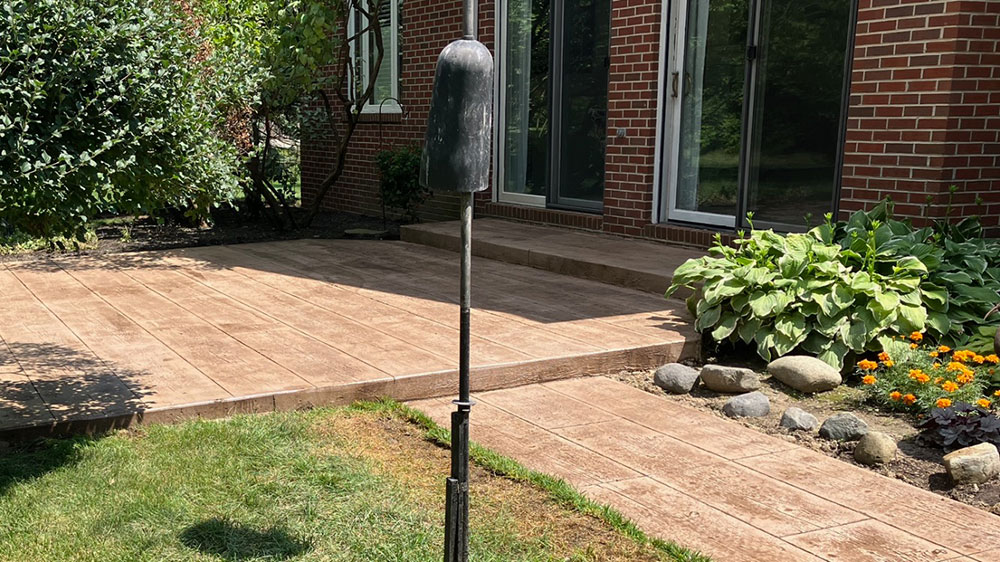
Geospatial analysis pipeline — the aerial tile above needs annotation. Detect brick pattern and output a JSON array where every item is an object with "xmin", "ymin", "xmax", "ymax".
[
  {"xmin": 481, "ymin": 202, "xmax": 604, "ymax": 231},
  {"xmin": 602, "ymin": 0, "xmax": 664, "ymax": 236},
  {"xmin": 300, "ymin": 0, "xmax": 495, "ymax": 222},
  {"xmin": 642, "ymin": 223, "xmax": 735, "ymax": 249},
  {"xmin": 841, "ymin": 0, "xmax": 1000, "ymax": 233}
]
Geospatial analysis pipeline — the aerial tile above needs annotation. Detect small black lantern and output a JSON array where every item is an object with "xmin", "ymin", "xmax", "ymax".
[{"xmin": 418, "ymin": 2, "xmax": 493, "ymax": 561}]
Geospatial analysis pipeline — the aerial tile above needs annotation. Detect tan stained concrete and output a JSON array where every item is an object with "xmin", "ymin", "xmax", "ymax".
[
  {"xmin": 0, "ymin": 239, "xmax": 696, "ymax": 438},
  {"xmin": 412, "ymin": 377, "xmax": 1000, "ymax": 562}
]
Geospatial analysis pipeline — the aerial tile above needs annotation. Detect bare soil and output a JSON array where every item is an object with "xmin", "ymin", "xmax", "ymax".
[
  {"xmin": 312, "ymin": 408, "xmax": 670, "ymax": 562},
  {"xmin": 613, "ymin": 363, "xmax": 1000, "ymax": 516},
  {"xmin": 0, "ymin": 207, "xmax": 402, "ymax": 265}
]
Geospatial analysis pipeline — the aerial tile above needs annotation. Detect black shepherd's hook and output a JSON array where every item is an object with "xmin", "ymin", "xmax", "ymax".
[{"xmin": 376, "ymin": 97, "xmax": 407, "ymax": 147}]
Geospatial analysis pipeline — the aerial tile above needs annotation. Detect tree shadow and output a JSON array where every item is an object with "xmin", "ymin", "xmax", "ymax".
[
  {"xmin": 179, "ymin": 519, "xmax": 310, "ymax": 561},
  {"xmin": 0, "ymin": 435, "xmax": 93, "ymax": 495}
]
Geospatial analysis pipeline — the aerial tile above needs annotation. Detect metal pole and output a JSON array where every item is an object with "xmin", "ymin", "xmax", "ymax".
[
  {"xmin": 462, "ymin": 0, "xmax": 476, "ymax": 39},
  {"xmin": 445, "ymin": 192, "xmax": 474, "ymax": 562}
]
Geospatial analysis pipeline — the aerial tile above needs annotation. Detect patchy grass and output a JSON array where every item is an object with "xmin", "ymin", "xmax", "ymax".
[
  {"xmin": 0, "ymin": 402, "xmax": 708, "ymax": 562},
  {"xmin": 0, "ymin": 228, "xmax": 99, "ymax": 255}
]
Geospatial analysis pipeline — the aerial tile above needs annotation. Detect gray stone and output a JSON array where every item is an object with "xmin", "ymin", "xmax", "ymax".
[
  {"xmin": 780, "ymin": 407, "xmax": 818, "ymax": 432},
  {"xmin": 819, "ymin": 413, "xmax": 869, "ymax": 441},
  {"xmin": 700, "ymin": 364, "xmax": 760, "ymax": 393},
  {"xmin": 722, "ymin": 391, "xmax": 770, "ymax": 418},
  {"xmin": 767, "ymin": 355, "xmax": 842, "ymax": 393},
  {"xmin": 944, "ymin": 443, "xmax": 1000, "ymax": 485},
  {"xmin": 853, "ymin": 431, "xmax": 897, "ymax": 465},
  {"xmin": 653, "ymin": 363, "xmax": 700, "ymax": 394}
]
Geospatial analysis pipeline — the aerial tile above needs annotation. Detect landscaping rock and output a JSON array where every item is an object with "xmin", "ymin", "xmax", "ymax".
[
  {"xmin": 854, "ymin": 431, "xmax": 897, "ymax": 465},
  {"xmin": 722, "ymin": 392, "xmax": 770, "ymax": 418},
  {"xmin": 766, "ymin": 355, "xmax": 842, "ymax": 393},
  {"xmin": 944, "ymin": 443, "xmax": 1000, "ymax": 486},
  {"xmin": 653, "ymin": 363, "xmax": 700, "ymax": 394},
  {"xmin": 819, "ymin": 413, "xmax": 869, "ymax": 441},
  {"xmin": 780, "ymin": 407, "xmax": 818, "ymax": 432},
  {"xmin": 700, "ymin": 365, "xmax": 760, "ymax": 393}
]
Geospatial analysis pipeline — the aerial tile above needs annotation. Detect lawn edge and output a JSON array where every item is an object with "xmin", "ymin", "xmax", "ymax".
[{"xmin": 352, "ymin": 398, "xmax": 712, "ymax": 562}]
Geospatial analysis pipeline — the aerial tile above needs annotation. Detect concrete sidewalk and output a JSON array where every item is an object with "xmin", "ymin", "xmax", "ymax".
[{"xmin": 412, "ymin": 377, "xmax": 1000, "ymax": 562}]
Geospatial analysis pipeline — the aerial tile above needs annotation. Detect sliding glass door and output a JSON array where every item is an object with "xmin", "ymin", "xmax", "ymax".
[
  {"xmin": 665, "ymin": 0, "xmax": 855, "ymax": 230},
  {"xmin": 499, "ymin": 0, "xmax": 610, "ymax": 211}
]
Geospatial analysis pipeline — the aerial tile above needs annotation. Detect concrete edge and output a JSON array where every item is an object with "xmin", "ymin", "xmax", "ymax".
[{"xmin": 0, "ymin": 338, "xmax": 699, "ymax": 442}]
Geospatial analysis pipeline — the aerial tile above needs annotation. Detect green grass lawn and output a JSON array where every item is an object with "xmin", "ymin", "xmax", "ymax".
[{"xmin": 0, "ymin": 402, "xmax": 708, "ymax": 562}]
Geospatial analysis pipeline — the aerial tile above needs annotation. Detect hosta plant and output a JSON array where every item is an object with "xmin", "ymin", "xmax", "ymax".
[
  {"xmin": 666, "ymin": 218, "xmax": 928, "ymax": 369},
  {"xmin": 859, "ymin": 334, "xmax": 998, "ymax": 413}
]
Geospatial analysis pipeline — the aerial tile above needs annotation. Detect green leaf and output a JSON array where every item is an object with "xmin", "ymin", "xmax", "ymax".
[
  {"xmin": 695, "ymin": 306, "xmax": 722, "ymax": 332},
  {"xmin": 818, "ymin": 340, "xmax": 849, "ymax": 369},
  {"xmin": 896, "ymin": 304, "xmax": 927, "ymax": 333},
  {"xmin": 737, "ymin": 317, "xmax": 762, "ymax": 344},
  {"xmin": 926, "ymin": 310, "xmax": 951, "ymax": 336},
  {"xmin": 748, "ymin": 291, "xmax": 778, "ymax": 318},
  {"xmin": 711, "ymin": 314, "xmax": 738, "ymax": 341}
]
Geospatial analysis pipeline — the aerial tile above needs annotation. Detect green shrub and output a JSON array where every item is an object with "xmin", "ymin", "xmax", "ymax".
[
  {"xmin": 668, "ymin": 202, "xmax": 1000, "ymax": 369},
  {"xmin": 375, "ymin": 146, "xmax": 429, "ymax": 223},
  {"xmin": 0, "ymin": 0, "xmax": 239, "ymax": 239},
  {"xmin": 666, "ymin": 216, "xmax": 927, "ymax": 368},
  {"xmin": 859, "ymin": 336, "xmax": 996, "ymax": 413}
]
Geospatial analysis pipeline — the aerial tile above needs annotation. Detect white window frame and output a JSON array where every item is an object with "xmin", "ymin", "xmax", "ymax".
[{"xmin": 348, "ymin": 0, "xmax": 402, "ymax": 114}]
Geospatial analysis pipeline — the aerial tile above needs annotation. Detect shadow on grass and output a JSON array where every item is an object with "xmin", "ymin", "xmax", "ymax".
[
  {"xmin": 0, "ymin": 437, "xmax": 91, "ymax": 495},
  {"xmin": 179, "ymin": 519, "xmax": 310, "ymax": 561}
]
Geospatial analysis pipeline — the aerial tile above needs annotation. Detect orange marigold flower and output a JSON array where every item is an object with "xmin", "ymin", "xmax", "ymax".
[
  {"xmin": 862, "ymin": 375, "xmax": 877, "ymax": 385},
  {"xmin": 857, "ymin": 360, "xmax": 878, "ymax": 371},
  {"xmin": 878, "ymin": 351, "xmax": 891, "ymax": 362},
  {"xmin": 978, "ymin": 399, "xmax": 992, "ymax": 409},
  {"xmin": 994, "ymin": 389, "xmax": 1000, "ymax": 397},
  {"xmin": 909, "ymin": 331, "xmax": 923, "ymax": 342},
  {"xmin": 936, "ymin": 398, "xmax": 952, "ymax": 409},
  {"xmin": 908, "ymin": 369, "xmax": 923, "ymax": 378},
  {"xmin": 957, "ymin": 371, "xmax": 975, "ymax": 384},
  {"xmin": 910, "ymin": 343, "xmax": 919, "ymax": 349},
  {"xmin": 974, "ymin": 355, "xmax": 986, "ymax": 364},
  {"xmin": 934, "ymin": 377, "xmax": 943, "ymax": 385},
  {"xmin": 933, "ymin": 363, "xmax": 941, "ymax": 369},
  {"xmin": 953, "ymin": 350, "xmax": 977, "ymax": 362},
  {"xmin": 903, "ymin": 394, "xmax": 917, "ymax": 405},
  {"xmin": 938, "ymin": 345, "xmax": 952, "ymax": 354},
  {"xmin": 946, "ymin": 361, "xmax": 967, "ymax": 373},
  {"xmin": 915, "ymin": 373, "xmax": 930, "ymax": 384},
  {"xmin": 929, "ymin": 351, "xmax": 939, "ymax": 358},
  {"xmin": 986, "ymin": 354, "xmax": 1000, "ymax": 364},
  {"xmin": 942, "ymin": 381, "xmax": 959, "ymax": 393},
  {"xmin": 882, "ymin": 360, "xmax": 895, "ymax": 367},
  {"xmin": 889, "ymin": 391, "xmax": 902, "ymax": 401}
]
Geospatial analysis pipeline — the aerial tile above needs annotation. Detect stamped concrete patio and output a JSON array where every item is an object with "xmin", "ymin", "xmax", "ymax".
[
  {"xmin": 413, "ymin": 377, "xmax": 1000, "ymax": 562},
  {"xmin": 0, "ymin": 238, "xmax": 696, "ymax": 438}
]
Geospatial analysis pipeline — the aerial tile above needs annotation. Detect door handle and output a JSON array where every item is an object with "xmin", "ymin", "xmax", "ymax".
[{"xmin": 671, "ymin": 72, "xmax": 679, "ymax": 97}]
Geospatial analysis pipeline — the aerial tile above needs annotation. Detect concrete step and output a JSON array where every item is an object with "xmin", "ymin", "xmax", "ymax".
[{"xmin": 401, "ymin": 219, "xmax": 705, "ymax": 295}]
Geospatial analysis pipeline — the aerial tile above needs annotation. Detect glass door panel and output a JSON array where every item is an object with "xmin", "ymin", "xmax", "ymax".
[
  {"xmin": 745, "ymin": 0, "xmax": 853, "ymax": 228},
  {"xmin": 502, "ymin": 0, "xmax": 551, "ymax": 198},
  {"xmin": 674, "ymin": 0, "xmax": 748, "ymax": 219},
  {"xmin": 553, "ymin": 0, "xmax": 610, "ymax": 207}
]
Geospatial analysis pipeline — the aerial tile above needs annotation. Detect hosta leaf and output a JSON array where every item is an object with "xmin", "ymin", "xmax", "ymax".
[
  {"xmin": 737, "ymin": 316, "xmax": 763, "ymax": 344},
  {"xmin": 920, "ymin": 285, "xmax": 948, "ymax": 311},
  {"xmin": 872, "ymin": 290, "xmax": 900, "ymax": 315},
  {"xmin": 756, "ymin": 329, "xmax": 775, "ymax": 362},
  {"xmin": 711, "ymin": 313, "xmax": 738, "ymax": 341},
  {"xmin": 926, "ymin": 311, "xmax": 951, "ymax": 337},
  {"xmin": 841, "ymin": 316, "xmax": 869, "ymax": 352},
  {"xmin": 893, "ymin": 256, "xmax": 927, "ymax": 275},
  {"xmin": 695, "ymin": 306, "xmax": 722, "ymax": 332},
  {"xmin": 818, "ymin": 340, "xmax": 849, "ymax": 369},
  {"xmin": 897, "ymin": 304, "xmax": 927, "ymax": 333},
  {"xmin": 702, "ymin": 277, "xmax": 746, "ymax": 306},
  {"xmin": 749, "ymin": 291, "xmax": 778, "ymax": 318},
  {"xmin": 776, "ymin": 312, "xmax": 808, "ymax": 341}
]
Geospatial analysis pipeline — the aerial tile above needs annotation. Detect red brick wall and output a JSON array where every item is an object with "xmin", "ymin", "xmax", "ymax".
[
  {"xmin": 841, "ymin": 0, "xmax": 1000, "ymax": 233},
  {"xmin": 602, "ymin": 0, "xmax": 663, "ymax": 236},
  {"xmin": 301, "ymin": 0, "xmax": 495, "ymax": 221}
]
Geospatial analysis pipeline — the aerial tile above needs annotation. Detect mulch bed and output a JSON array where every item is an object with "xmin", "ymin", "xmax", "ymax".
[{"xmin": 613, "ymin": 355, "xmax": 1000, "ymax": 516}]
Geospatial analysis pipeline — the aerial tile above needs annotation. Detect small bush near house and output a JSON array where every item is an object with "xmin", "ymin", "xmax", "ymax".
[
  {"xmin": 858, "ymin": 334, "xmax": 998, "ymax": 413},
  {"xmin": 0, "ymin": 0, "xmax": 240, "ymax": 240},
  {"xmin": 918, "ymin": 402, "xmax": 1000, "ymax": 452},
  {"xmin": 375, "ymin": 145, "xmax": 430, "ymax": 224},
  {"xmin": 666, "ymin": 213, "xmax": 927, "ymax": 369},
  {"xmin": 668, "ymin": 200, "xmax": 1000, "ymax": 369}
]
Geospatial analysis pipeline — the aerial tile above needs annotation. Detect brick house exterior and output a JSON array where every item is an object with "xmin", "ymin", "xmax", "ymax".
[{"xmin": 302, "ymin": 0, "xmax": 1000, "ymax": 245}]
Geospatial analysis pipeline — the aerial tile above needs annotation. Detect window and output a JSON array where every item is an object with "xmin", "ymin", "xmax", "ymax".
[{"xmin": 349, "ymin": 0, "xmax": 402, "ymax": 113}]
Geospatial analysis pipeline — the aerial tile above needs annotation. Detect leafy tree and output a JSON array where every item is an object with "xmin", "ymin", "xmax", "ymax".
[{"xmin": 0, "ymin": 0, "xmax": 240, "ymax": 239}]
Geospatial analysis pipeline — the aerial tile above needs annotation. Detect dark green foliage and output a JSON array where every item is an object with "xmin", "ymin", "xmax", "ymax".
[
  {"xmin": 375, "ymin": 145, "xmax": 430, "ymax": 223},
  {"xmin": 917, "ymin": 402, "xmax": 1000, "ymax": 451},
  {"xmin": 0, "ymin": 0, "xmax": 239, "ymax": 239},
  {"xmin": 668, "ymin": 200, "xmax": 1000, "ymax": 369}
]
